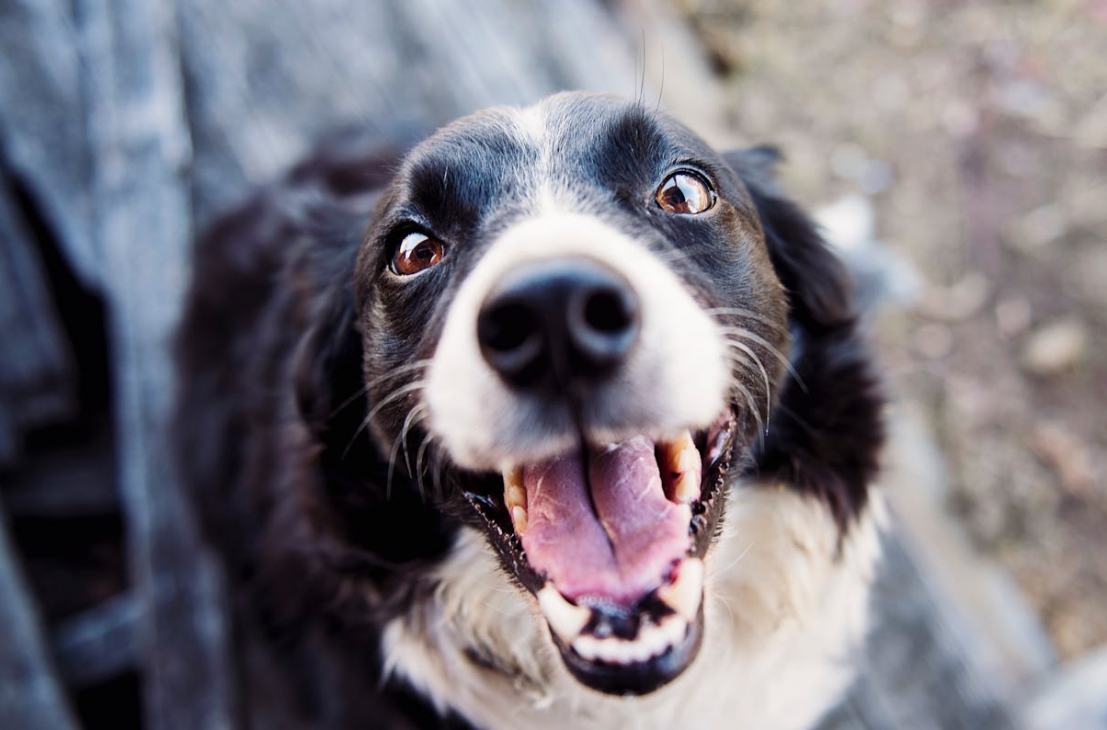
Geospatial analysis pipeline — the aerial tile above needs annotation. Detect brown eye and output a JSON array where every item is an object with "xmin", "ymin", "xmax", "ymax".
[
  {"xmin": 391, "ymin": 232, "xmax": 445, "ymax": 276},
  {"xmin": 655, "ymin": 172, "xmax": 715, "ymax": 215}
]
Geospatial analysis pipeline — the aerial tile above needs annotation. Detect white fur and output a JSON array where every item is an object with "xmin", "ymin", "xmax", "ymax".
[
  {"xmin": 424, "ymin": 211, "xmax": 729, "ymax": 471},
  {"xmin": 382, "ymin": 485, "xmax": 884, "ymax": 730}
]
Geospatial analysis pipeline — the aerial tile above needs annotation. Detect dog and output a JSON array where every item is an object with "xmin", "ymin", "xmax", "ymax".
[{"xmin": 175, "ymin": 92, "xmax": 884, "ymax": 730}]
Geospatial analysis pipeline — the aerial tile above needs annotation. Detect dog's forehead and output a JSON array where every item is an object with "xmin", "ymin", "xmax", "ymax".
[{"xmin": 399, "ymin": 93, "xmax": 716, "ymax": 214}]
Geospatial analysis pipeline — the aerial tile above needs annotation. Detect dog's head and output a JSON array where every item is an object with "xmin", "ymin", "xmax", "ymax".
[{"xmin": 299, "ymin": 92, "xmax": 862, "ymax": 696}]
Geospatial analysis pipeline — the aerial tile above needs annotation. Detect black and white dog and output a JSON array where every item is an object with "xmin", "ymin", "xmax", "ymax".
[{"xmin": 175, "ymin": 92, "xmax": 884, "ymax": 729}]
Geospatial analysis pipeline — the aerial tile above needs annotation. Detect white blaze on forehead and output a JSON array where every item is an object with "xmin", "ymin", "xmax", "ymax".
[
  {"xmin": 506, "ymin": 100, "xmax": 568, "ymax": 216},
  {"xmin": 424, "ymin": 211, "xmax": 729, "ymax": 470}
]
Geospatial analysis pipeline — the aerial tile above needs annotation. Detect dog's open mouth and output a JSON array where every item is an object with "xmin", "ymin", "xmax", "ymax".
[{"xmin": 464, "ymin": 409, "xmax": 737, "ymax": 695}]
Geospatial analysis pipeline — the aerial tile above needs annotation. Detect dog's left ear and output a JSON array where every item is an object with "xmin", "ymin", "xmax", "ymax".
[{"xmin": 724, "ymin": 147, "xmax": 854, "ymax": 328}]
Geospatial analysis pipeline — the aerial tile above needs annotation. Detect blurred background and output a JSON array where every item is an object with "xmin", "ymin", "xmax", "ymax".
[{"xmin": 1, "ymin": 0, "xmax": 1104, "ymax": 728}]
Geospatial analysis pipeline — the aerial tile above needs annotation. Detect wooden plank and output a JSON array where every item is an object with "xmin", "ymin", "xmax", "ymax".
[
  {"xmin": 824, "ymin": 534, "xmax": 1019, "ymax": 729},
  {"xmin": 0, "ymin": 179, "xmax": 77, "ymax": 467},
  {"xmin": 176, "ymin": 0, "xmax": 652, "ymax": 226},
  {"xmin": 2, "ymin": 426, "xmax": 117, "ymax": 517},
  {"xmin": 77, "ymin": 0, "xmax": 238, "ymax": 727},
  {"xmin": 0, "ymin": 505, "xmax": 80, "ymax": 730},
  {"xmin": 51, "ymin": 594, "xmax": 139, "ymax": 689},
  {"xmin": 0, "ymin": 0, "xmax": 99, "ymax": 289}
]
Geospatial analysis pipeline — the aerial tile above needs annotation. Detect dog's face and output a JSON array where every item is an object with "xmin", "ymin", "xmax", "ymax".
[{"xmin": 351, "ymin": 93, "xmax": 791, "ymax": 695}]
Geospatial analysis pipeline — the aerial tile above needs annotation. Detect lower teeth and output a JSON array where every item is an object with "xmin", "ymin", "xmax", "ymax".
[
  {"xmin": 571, "ymin": 614, "xmax": 688, "ymax": 664},
  {"xmin": 535, "ymin": 556, "xmax": 705, "ymax": 666}
]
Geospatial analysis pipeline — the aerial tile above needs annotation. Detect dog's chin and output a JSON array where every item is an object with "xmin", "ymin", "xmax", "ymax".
[{"xmin": 459, "ymin": 407, "xmax": 738, "ymax": 696}]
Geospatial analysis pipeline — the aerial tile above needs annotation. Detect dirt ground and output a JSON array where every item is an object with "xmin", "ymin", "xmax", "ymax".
[{"xmin": 673, "ymin": 0, "xmax": 1107, "ymax": 660}]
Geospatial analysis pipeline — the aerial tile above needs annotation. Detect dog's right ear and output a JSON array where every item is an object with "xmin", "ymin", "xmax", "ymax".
[{"xmin": 724, "ymin": 147, "xmax": 855, "ymax": 329}]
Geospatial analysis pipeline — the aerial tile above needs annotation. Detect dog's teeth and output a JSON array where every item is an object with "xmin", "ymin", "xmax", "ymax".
[
  {"xmin": 510, "ymin": 506, "xmax": 528, "ymax": 536},
  {"xmin": 658, "ymin": 430, "xmax": 702, "ymax": 503},
  {"xmin": 537, "ymin": 584, "xmax": 591, "ymax": 643},
  {"xmin": 569, "ymin": 616, "xmax": 689, "ymax": 665},
  {"xmin": 671, "ymin": 471, "xmax": 699, "ymax": 504},
  {"xmin": 503, "ymin": 467, "xmax": 528, "ymax": 536},
  {"xmin": 657, "ymin": 557, "xmax": 704, "ymax": 622}
]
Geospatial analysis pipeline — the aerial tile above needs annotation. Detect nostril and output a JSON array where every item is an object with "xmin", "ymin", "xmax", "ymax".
[
  {"xmin": 569, "ymin": 280, "xmax": 639, "ymax": 370},
  {"xmin": 477, "ymin": 298, "xmax": 546, "ymax": 386},
  {"xmin": 481, "ymin": 300, "xmax": 537, "ymax": 354},
  {"xmin": 582, "ymin": 287, "xmax": 635, "ymax": 335}
]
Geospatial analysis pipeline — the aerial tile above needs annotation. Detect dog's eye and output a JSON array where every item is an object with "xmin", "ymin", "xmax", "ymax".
[
  {"xmin": 391, "ymin": 232, "xmax": 446, "ymax": 276},
  {"xmin": 655, "ymin": 172, "xmax": 715, "ymax": 215}
]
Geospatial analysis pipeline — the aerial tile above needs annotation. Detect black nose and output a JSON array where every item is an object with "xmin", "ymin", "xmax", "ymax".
[{"xmin": 477, "ymin": 259, "xmax": 640, "ymax": 391}]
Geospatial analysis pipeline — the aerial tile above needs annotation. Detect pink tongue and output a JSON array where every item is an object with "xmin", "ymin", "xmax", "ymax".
[{"xmin": 519, "ymin": 436, "xmax": 692, "ymax": 606}]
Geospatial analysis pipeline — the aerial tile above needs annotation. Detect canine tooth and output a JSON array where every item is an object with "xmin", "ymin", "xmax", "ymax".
[
  {"xmin": 659, "ymin": 430, "xmax": 702, "ymax": 503},
  {"xmin": 503, "ymin": 467, "xmax": 526, "ymax": 508},
  {"xmin": 660, "ymin": 615, "xmax": 688, "ymax": 646},
  {"xmin": 657, "ymin": 557, "xmax": 704, "ymax": 622},
  {"xmin": 671, "ymin": 471, "xmax": 699, "ymax": 504},
  {"xmin": 503, "ymin": 467, "xmax": 527, "ymax": 535},
  {"xmin": 537, "ymin": 585, "xmax": 591, "ymax": 643},
  {"xmin": 659, "ymin": 430, "xmax": 697, "ymax": 472},
  {"xmin": 511, "ymin": 506, "xmax": 528, "ymax": 536}
]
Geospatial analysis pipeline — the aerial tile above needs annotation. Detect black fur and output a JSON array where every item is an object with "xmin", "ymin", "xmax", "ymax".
[
  {"xmin": 725, "ymin": 149, "xmax": 884, "ymax": 530},
  {"xmin": 174, "ymin": 96, "xmax": 883, "ymax": 728}
]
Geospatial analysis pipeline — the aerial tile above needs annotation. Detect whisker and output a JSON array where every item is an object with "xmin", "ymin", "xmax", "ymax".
[
  {"xmin": 722, "ymin": 338, "xmax": 772, "ymax": 424},
  {"xmin": 415, "ymin": 432, "xmax": 434, "ymax": 501},
  {"xmin": 705, "ymin": 306, "xmax": 788, "ymax": 334},
  {"xmin": 729, "ymin": 379, "xmax": 765, "ymax": 450},
  {"xmin": 717, "ymin": 540, "xmax": 756, "ymax": 575},
  {"xmin": 386, "ymin": 403, "xmax": 428, "ymax": 499},
  {"xmin": 328, "ymin": 359, "xmax": 430, "ymax": 418},
  {"xmin": 341, "ymin": 380, "xmax": 426, "ymax": 460},
  {"xmin": 400, "ymin": 403, "xmax": 428, "ymax": 478},
  {"xmin": 717, "ymin": 326, "xmax": 808, "ymax": 393}
]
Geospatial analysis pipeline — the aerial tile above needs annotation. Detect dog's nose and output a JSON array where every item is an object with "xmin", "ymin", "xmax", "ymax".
[{"xmin": 477, "ymin": 259, "xmax": 639, "ymax": 390}]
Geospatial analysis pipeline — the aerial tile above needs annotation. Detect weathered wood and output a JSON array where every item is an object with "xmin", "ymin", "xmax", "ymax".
[
  {"xmin": 0, "ymin": 506, "xmax": 80, "ymax": 730},
  {"xmin": 51, "ymin": 593, "xmax": 139, "ymax": 689},
  {"xmin": 1025, "ymin": 646, "xmax": 1107, "ymax": 730},
  {"xmin": 2, "ymin": 426, "xmax": 117, "ymax": 516},
  {"xmin": 828, "ymin": 533, "xmax": 1019, "ymax": 729},
  {"xmin": 77, "ymin": 0, "xmax": 238, "ymax": 727},
  {"xmin": 0, "ymin": 180, "xmax": 77, "ymax": 467},
  {"xmin": 176, "ymin": 0, "xmax": 649, "ymax": 226},
  {"xmin": 0, "ymin": 0, "xmax": 98, "ymax": 289}
]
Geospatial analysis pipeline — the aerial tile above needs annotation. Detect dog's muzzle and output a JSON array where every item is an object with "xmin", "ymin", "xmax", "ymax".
[{"xmin": 424, "ymin": 213, "xmax": 735, "ymax": 695}]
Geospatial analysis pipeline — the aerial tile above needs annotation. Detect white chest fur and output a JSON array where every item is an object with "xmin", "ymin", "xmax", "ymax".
[{"xmin": 382, "ymin": 484, "xmax": 883, "ymax": 730}]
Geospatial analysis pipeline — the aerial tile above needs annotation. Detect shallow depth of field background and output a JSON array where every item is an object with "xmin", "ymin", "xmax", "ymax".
[{"xmin": 675, "ymin": 0, "xmax": 1107, "ymax": 661}]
